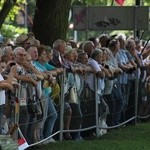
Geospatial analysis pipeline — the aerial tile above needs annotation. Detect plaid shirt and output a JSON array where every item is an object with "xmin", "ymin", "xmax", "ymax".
[{"xmin": 49, "ymin": 49, "xmax": 62, "ymax": 68}]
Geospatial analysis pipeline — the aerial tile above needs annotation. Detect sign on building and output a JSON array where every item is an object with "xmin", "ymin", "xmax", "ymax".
[{"xmin": 73, "ymin": 6, "xmax": 149, "ymax": 30}]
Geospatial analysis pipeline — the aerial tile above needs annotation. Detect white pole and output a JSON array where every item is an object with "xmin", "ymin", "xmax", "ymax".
[{"xmin": 74, "ymin": 30, "xmax": 77, "ymax": 42}]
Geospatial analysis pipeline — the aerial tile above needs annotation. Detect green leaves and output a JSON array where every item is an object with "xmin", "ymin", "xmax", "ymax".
[{"xmin": 1, "ymin": 24, "xmax": 27, "ymax": 40}]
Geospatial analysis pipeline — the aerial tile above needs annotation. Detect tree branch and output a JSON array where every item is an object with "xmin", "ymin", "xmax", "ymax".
[{"xmin": 0, "ymin": 0, "xmax": 17, "ymax": 29}]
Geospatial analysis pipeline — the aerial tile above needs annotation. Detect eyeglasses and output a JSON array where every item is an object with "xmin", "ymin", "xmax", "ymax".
[
  {"xmin": 108, "ymin": 39, "xmax": 119, "ymax": 48},
  {"xmin": 110, "ymin": 39, "xmax": 118, "ymax": 44},
  {"xmin": 24, "ymin": 42, "xmax": 30, "ymax": 45},
  {"xmin": 27, "ymin": 59, "xmax": 32, "ymax": 62},
  {"xmin": 80, "ymin": 57, "xmax": 88, "ymax": 60},
  {"xmin": 17, "ymin": 53, "xmax": 26, "ymax": 57}
]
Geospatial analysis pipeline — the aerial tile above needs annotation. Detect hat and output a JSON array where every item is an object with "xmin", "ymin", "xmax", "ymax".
[
  {"xmin": 15, "ymin": 34, "xmax": 28, "ymax": 45},
  {"xmin": 65, "ymin": 45, "xmax": 76, "ymax": 54}
]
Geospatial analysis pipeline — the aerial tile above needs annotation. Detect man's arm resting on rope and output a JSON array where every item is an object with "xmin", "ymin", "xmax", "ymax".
[{"xmin": 14, "ymin": 74, "xmax": 38, "ymax": 86}]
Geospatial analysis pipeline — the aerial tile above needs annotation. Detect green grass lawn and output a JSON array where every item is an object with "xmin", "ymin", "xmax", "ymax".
[{"xmin": 36, "ymin": 121, "xmax": 150, "ymax": 150}]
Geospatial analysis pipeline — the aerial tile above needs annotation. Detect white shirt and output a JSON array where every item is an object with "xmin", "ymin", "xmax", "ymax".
[
  {"xmin": 0, "ymin": 74, "xmax": 5, "ymax": 106},
  {"xmin": 86, "ymin": 58, "xmax": 105, "ymax": 95}
]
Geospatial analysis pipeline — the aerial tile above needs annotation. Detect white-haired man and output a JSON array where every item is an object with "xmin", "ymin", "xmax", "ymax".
[{"xmin": 13, "ymin": 46, "xmax": 37, "ymax": 140}]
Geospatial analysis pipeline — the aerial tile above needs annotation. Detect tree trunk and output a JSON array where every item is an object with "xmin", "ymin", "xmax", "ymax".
[
  {"xmin": 32, "ymin": 0, "xmax": 72, "ymax": 46},
  {"xmin": 0, "ymin": 0, "xmax": 17, "ymax": 30}
]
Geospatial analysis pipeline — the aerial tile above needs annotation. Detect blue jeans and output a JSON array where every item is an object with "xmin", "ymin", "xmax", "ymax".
[
  {"xmin": 119, "ymin": 84, "xmax": 128, "ymax": 122},
  {"xmin": 43, "ymin": 98, "xmax": 58, "ymax": 138},
  {"xmin": 112, "ymin": 82, "xmax": 124, "ymax": 125},
  {"xmin": 126, "ymin": 80, "xmax": 136, "ymax": 121}
]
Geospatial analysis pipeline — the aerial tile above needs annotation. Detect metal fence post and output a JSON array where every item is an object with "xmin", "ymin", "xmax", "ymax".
[
  {"xmin": 135, "ymin": 70, "xmax": 139, "ymax": 124},
  {"xmin": 59, "ymin": 69, "xmax": 65, "ymax": 141},
  {"xmin": 95, "ymin": 76, "xmax": 99, "ymax": 137}
]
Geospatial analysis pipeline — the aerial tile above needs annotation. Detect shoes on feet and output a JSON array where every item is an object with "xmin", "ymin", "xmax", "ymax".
[
  {"xmin": 64, "ymin": 133, "xmax": 72, "ymax": 140},
  {"xmin": 48, "ymin": 138, "xmax": 56, "ymax": 143},
  {"xmin": 75, "ymin": 136, "xmax": 83, "ymax": 141},
  {"xmin": 43, "ymin": 138, "xmax": 56, "ymax": 144}
]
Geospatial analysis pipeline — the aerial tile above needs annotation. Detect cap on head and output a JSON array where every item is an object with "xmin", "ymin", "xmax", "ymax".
[
  {"xmin": 64, "ymin": 45, "xmax": 74, "ymax": 54},
  {"xmin": 15, "ymin": 34, "xmax": 28, "ymax": 45}
]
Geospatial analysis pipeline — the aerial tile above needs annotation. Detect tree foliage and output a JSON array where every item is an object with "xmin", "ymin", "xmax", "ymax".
[
  {"xmin": 0, "ymin": 0, "xmax": 27, "ymax": 41},
  {"xmin": 0, "ymin": 0, "xmax": 17, "ymax": 29},
  {"xmin": 0, "ymin": 0, "xmax": 26, "ymax": 28}
]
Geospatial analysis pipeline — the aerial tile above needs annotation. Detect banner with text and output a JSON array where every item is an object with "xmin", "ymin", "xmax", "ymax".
[{"xmin": 73, "ymin": 6, "xmax": 149, "ymax": 30}]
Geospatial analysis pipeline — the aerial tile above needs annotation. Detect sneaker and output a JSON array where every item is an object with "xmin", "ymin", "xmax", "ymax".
[
  {"xmin": 42, "ymin": 138, "xmax": 56, "ymax": 144},
  {"xmin": 64, "ymin": 133, "xmax": 72, "ymax": 140},
  {"xmin": 48, "ymin": 138, "xmax": 56, "ymax": 143},
  {"xmin": 42, "ymin": 140, "xmax": 48, "ymax": 144},
  {"xmin": 75, "ymin": 136, "xmax": 83, "ymax": 141}
]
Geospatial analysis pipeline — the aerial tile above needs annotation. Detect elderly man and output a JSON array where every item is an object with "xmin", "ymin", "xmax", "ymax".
[
  {"xmin": 15, "ymin": 34, "xmax": 31, "ymax": 49},
  {"xmin": 82, "ymin": 41, "xmax": 95, "ymax": 58},
  {"xmin": 49, "ymin": 39, "xmax": 66, "ymax": 67},
  {"xmin": 13, "ymin": 46, "xmax": 37, "ymax": 140},
  {"xmin": 125, "ymin": 39, "xmax": 142, "ymax": 123}
]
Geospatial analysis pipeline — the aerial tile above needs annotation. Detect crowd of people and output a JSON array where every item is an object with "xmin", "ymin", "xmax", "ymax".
[{"xmin": 0, "ymin": 32, "xmax": 150, "ymax": 145}]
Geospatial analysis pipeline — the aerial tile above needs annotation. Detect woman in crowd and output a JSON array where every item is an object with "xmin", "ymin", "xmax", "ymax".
[
  {"xmin": 34, "ymin": 45, "xmax": 59, "ymax": 143},
  {"xmin": 63, "ymin": 46, "xmax": 82, "ymax": 140}
]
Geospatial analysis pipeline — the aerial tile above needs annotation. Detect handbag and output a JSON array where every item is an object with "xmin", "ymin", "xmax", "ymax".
[
  {"xmin": 51, "ymin": 82, "xmax": 61, "ymax": 105},
  {"xmin": 65, "ymin": 86, "xmax": 78, "ymax": 104},
  {"xmin": 64, "ymin": 73, "xmax": 79, "ymax": 104},
  {"xmin": 69, "ymin": 86, "xmax": 78, "ymax": 104},
  {"xmin": 27, "ymin": 87, "xmax": 43, "ymax": 121}
]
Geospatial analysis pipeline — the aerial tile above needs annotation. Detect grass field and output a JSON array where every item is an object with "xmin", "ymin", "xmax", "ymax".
[{"xmin": 34, "ymin": 121, "xmax": 150, "ymax": 150}]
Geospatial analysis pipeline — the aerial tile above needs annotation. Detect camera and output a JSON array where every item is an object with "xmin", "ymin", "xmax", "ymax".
[{"xmin": 9, "ymin": 62, "xmax": 16, "ymax": 67}]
